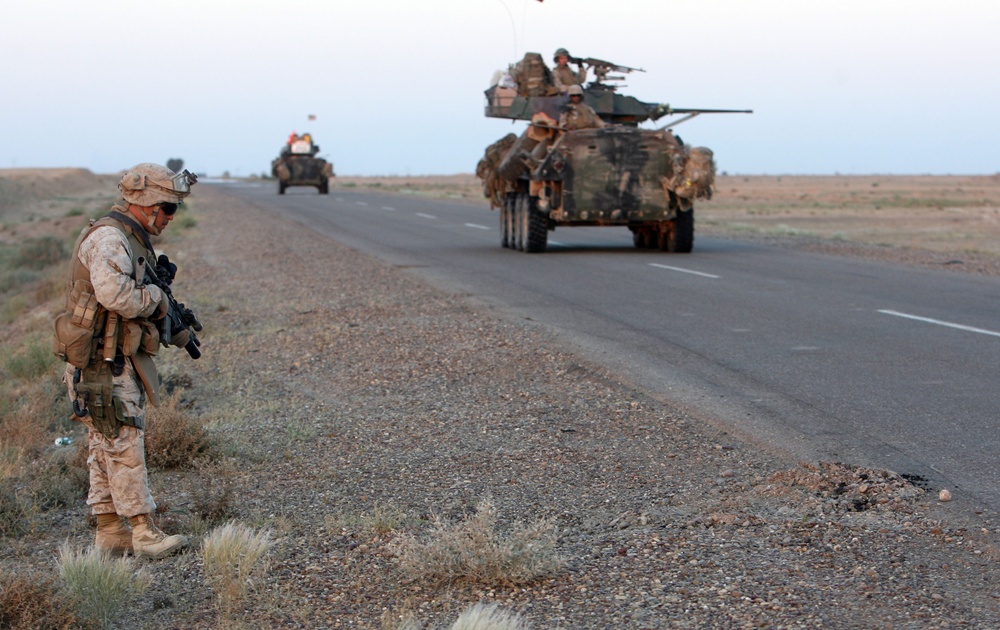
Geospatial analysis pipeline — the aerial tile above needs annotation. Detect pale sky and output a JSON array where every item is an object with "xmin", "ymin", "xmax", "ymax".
[{"xmin": 2, "ymin": 0, "xmax": 998, "ymax": 177}]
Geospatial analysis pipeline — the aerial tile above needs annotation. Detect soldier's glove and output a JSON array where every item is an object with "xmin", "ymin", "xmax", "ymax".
[
  {"xmin": 153, "ymin": 295, "xmax": 169, "ymax": 320},
  {"xmin": 170, "ymin": 328, "xmax": 190, "ymax": 348}
]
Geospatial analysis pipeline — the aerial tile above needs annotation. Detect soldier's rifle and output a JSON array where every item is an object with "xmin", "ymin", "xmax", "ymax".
[{"xmin": 138, "ymin": 255, "xmax": 203, "ymax": 359}]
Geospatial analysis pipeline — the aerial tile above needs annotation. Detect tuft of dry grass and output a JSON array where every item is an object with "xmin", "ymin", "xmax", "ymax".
[
  {"xmin": 451, "ymin": 603, "xmax": 531, "ymax": 630},
  {"xmin": 326, "ymin": 500, "xmax": 409, "ymax": 539},
  {"xmin": 57, "ymin": 542, "xmax": 150, "ymax": 629},
  {"xmin": 393, "ymin": 499, "xmax": 564, "ymax": 588},
  {"xmin": 0, "ymin": 570, "xmax": 81, "ymax": 630},
  {"xmin": 200, "ymin": 521, "xmax": 275, "ymax": 618},
  {"xmin": 144, "ymin": 391, "xmax": 216, "ymax": 470}
]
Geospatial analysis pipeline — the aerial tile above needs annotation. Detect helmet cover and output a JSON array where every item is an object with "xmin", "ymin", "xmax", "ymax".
[{"xmin": 118, "ymin": 163, "xmax": 193, "ymax": 207}]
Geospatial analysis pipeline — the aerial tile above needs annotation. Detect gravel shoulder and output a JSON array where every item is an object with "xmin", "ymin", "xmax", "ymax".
[{"xmin": 5, "ymin": 173, "xmax": 999, "ymax": 628}]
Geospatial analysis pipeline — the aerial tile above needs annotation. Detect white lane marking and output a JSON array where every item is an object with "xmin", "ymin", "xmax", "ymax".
[
  {"xmin": 878, "ymin": 309, "xmax": 1000, "ymax": 338},
  {"xmin": 382, "ymin": 206, "xmax": 396, "ymax": 211},
  {"xmin": 649, "ymin": 263, "xmax": 720, "ymax": 279},
  {"xmin": 356, "ymin": 201, "xmax": 368, "ymax": 206},
  {"xmin": 416, "ymin": 213, "xmax": 437, "ymax": 220},
  {"xmin": 465, "ymin": 223, "xmax": 490, "ymax": 230}
]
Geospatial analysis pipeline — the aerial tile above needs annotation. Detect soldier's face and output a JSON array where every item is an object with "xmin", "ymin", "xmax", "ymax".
[
  {"xmin": 557, "ymin": 55, "xmax": 568, "ymax": 66},
  {"xmin": 152, "ymin": 206, "xmax": 175, "ymax": 232}
]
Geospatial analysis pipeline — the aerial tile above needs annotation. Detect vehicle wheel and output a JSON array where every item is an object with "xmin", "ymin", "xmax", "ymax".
[
  {"xmin": 633, "ymin": 228, "xmax": 654, "ymax": 249},
  {"xmin": 513, "ymin": 192, "xmax": 526, "ymax": 251},
  {"xmin": 319, "ymin": 179, "xmax": 329, "ymax": 194},
  {"xmin": 524, "ymin": 197, "xmax": 548, "ymax": 253},
  {"xmin": 666, "ymin": 209, "xmax": 694, "ymax": 253},
  {"xmin": 500, "ymin": 195, "xmax": 511, "ymax": 248},
  {"xmin": 278, "ymin": 181, "xmax": 286, "ymax": 195}
]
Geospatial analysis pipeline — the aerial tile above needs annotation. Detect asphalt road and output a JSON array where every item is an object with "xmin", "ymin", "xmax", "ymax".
[{"xmin": 219, "ymin": 181, "xmax": 1000, "ymax": 513}]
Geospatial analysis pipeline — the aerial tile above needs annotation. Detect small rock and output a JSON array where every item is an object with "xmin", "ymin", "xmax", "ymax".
[{"xmin": 939, "ymin": 489, "xmax": 953, "ymax": 502}]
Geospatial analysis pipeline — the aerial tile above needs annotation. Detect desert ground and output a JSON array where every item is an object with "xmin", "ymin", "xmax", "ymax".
[{"xmin": 2, "ymin": 168, "xmax": 998, "ymax": 628}]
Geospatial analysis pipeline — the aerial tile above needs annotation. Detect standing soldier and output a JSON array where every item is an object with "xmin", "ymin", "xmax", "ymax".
[
  {"xmin": 54, "ymin": 163, "xmax": 197, "ymax": 559},
  {"xmin": 559, "ymin": 84, "xmax": 606, "ymax": 130},
  {"xmin": 552, "ymin": 48, "xmax": 586, "ymax": 94}
]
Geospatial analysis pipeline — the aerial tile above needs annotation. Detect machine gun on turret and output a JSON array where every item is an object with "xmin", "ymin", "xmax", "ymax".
[{"xmin": 567, "ymin": 56, "xmax": 645, "ymax": 86}]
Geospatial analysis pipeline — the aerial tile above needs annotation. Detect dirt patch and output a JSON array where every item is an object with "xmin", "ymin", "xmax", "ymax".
[{"xmin": 700, "ymin": 174, "xmax": 1000, "ymax": 260}]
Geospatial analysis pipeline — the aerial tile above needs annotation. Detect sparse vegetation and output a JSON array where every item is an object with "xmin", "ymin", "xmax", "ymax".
[
  {"xmin": 451, "ymin": 603, "xmax": 531, "ymax": 630},
  {"xmin": 393, "ymin": 499, "xmax": 564, "ymax": 588},
  {"xmin": 57, "ymin": 542, "xmax": 150, "ymax": 629},
  {"xmin": 326, "ymin": 501, "xmax": 410, "ymax": 538},
  {"xmin": 144, "ymin": 391, "xmax": 216, "ymax": 470},
  {"xmin": 201, "ymin": 521, "xmax": 274, "ymax": 619},
  {"xmin": 0, "ymin": 570, "xmax": 80, "ymax": 630}
]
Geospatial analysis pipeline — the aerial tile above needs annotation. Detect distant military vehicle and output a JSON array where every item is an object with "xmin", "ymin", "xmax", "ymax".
[
  {"xmin": 271, "ymin": 132, "xmax": 334, "ymax": 194},
  {"xmin": 477, "ymin": 53, "xmax": 750, "ymax": 252}
]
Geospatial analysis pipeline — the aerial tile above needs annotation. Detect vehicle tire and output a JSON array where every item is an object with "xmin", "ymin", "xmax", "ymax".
[
  {"xmin": 319, "ymin": 179, "xmax": 329, "ymax": 194},
  {"xmin": 278, "ymin": 181, "xmax": 286, "ymax": 195},
  {"xmin": 524, "ymin": 196, "xmax": 548, "ymax": 253},
  {"xmin": 506, "ymin": 194, "xmax": 518, "ymax": 249},
  {"xmin": 666, "ymin": 208, "xmax": 694, "ymax": 253},
  {"xmin": 500, "ymin": 195, "xmax": 511, "ymax": 248},
  {"xmin": 633, "ymin": 228, "xmax": 654, "ymax": 249},
  {"xmin": 513, "ymin": 192, "xmax": 526, "ymax": 251}
]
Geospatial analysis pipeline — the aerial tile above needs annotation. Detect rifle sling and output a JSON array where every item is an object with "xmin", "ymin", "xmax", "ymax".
[{"xmin": 106, "ymin": 211, "xmax": 156, "ymax": 260}]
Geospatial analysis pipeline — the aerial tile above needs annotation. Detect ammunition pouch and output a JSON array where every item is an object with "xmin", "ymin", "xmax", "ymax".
[
  {"xmin": 72, "ymin": 362, "xmax": 145, "ymax": 439},
  {"xmin": 121, "ymin": 319, "xmax": 159, "ymax": 358},
  {"xmin": 53, "ymin": 280, "xmax": 104, "ymax": 369}
]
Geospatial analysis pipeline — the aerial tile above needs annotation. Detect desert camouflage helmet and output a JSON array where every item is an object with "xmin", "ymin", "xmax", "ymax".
[
  {"xmin": 118, "ymin": 163, "xmax": 196, "ymax": 207},
  {"xmin": 554, "ymin": 47, "xmax": 570, "ymax": 61},
  {"xmin": 567, "ymin": 84, "xmax": 584, "ymax": 96}
]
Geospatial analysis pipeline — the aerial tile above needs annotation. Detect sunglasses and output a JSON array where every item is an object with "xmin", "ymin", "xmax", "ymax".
[{"xmin": 157, "ymin": 202, "xmax": 179, "ymax": 216}]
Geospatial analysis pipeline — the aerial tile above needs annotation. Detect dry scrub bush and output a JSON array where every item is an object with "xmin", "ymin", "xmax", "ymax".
[
  {"xmin": 144, "ymin": 391, "xmax": 216, "ymax": 470},
  {"xmin": 0, "ymin": 570, "xmax": 80, "ymax": 630},
  {"xmin": 201, "ymin": 521, "xmax": 274, "ymax": 617},
  {"xmin": 161, "ymin": 458, "xmax": 238, "ymax": 537},
  {"xmin": 451, "ymin": 603, "xmax": 531, "ymax": 630},
  {"xmin": 57, "ymin": 542, "xmax": 150, "ymax": 629},
  {"xmin": 24, "ymin": 446, "xmax": 88, "ymax": 510},
  {"xmin": 0, "ymin": 482, "xmax": 32, "ymax": 537},
  {"xmin": 327, "ymin": 501, "xmax": 408, "ymax": 538},
  {"xmin": 4, "ymin": 333, "xmax": 58, "ymax": 380},
  {"xmin": 394, "ymin": 499, "xmax": 564, "ymax": 588},
  {"xmin": 0, "ymin": 438, "xmax": 24, "ymax": 480}
]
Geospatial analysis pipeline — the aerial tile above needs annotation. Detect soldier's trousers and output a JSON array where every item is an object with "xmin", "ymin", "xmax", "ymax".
[{"xmin": 64, "ymin": 361, "xmax": 156, "ymax": 518}]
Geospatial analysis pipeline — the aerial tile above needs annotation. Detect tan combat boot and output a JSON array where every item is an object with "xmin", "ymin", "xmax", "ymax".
[
  {"xmin": 95, "ymin": 512, "xmax": 132, "ymax": 556},
  {"xmin": 129, "ymin": 513, "xmax": 189, "ymax": 559}
]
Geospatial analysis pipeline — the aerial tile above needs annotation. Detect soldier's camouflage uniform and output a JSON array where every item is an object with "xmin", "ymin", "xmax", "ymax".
[
  {"xmin": 63, "ymin": 212, "xmax": 163, "ymax": 518},
  {"xmin": 553, "ymin": 64, "xmax": 586, "ymax": 94}
]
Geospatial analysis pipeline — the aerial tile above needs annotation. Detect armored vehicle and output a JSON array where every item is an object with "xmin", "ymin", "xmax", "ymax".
[
  {"xmin": 477, "ymin": 53, "xmax": 750, "ymax": 252},
  {"xmin": 271, "ymin": 132, "xmax": 334, "ymax": 194}
]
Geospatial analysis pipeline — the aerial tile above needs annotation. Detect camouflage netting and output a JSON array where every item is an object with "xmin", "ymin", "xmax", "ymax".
[
  {"xmin": 476, "ymin": 133, "xmax": 518, "ymax": 208},
  {"xmin": 664, "ymin": 145, "xmax": 715, "ymax": 201},
  {"xmin": 511, "ymin": 52, "xmax": 555, "ymax": 97}
]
